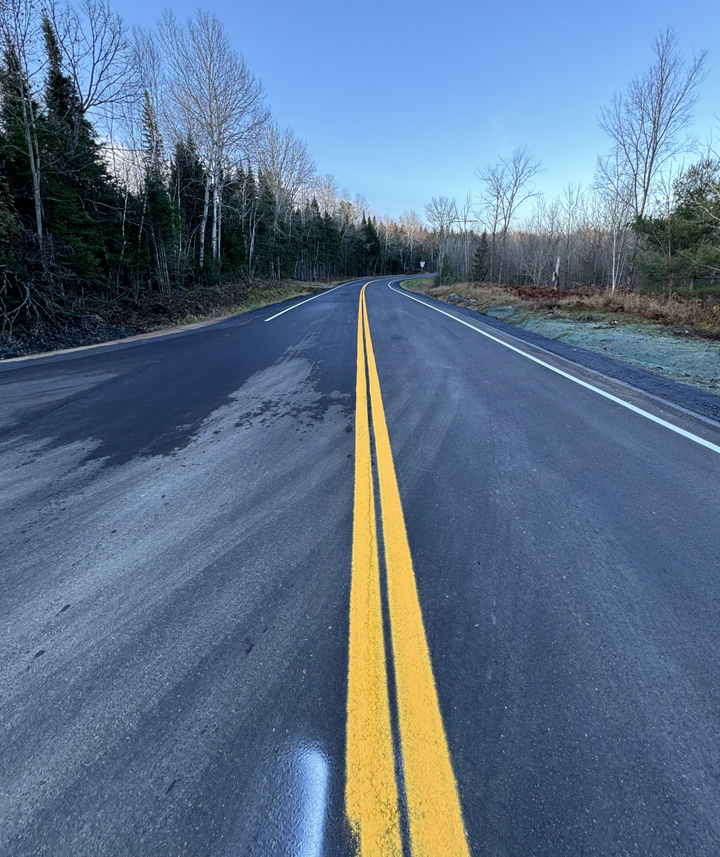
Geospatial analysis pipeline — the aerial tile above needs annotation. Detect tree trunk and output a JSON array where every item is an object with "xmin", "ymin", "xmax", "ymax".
[
  {"xmin": 199, "ymin": 173, "xmax": 211, "ymax": 268},
  {"xmin": 551, "ymin": 255, "xmax": 560, "ymax": 290},
  {"xmin": 211, "ymin": 175, "xmax": 219, "ymax": 262}
]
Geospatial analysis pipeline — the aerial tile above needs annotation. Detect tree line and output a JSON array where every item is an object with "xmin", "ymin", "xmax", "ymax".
[
  {"xmin": 425, "ymin": 28, "xmax": 720, "ymax": 294},
  {"xmin": 0, "ymin": 0, "xmax": 433, "ymax": 336}
]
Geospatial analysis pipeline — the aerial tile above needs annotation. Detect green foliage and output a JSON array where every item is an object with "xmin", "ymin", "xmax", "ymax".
[
  {"xmin": 0, "ymin": 172, "xmax": 19, "ymax": 268},
  {"xmin": 0, "ymin": 42, "xmax": 42, "ymax": 229},
  {"xmin": 40, "ymin": 14, "xmax": 124, "ymax": 284},
  {"xmin": 440, "ymin": 252, "xmax": 456, "ymax": 285},
  {"xmin": 0, "ymin": 17, "xmax": 409, "ymax": 334},
  {"xmin": 634, "ymin": 159, "xmax": 720, "ymax": 291},
  {"xmin": 137, "ymin": 92, "xmax": 178, "ymax": 291},
  {"xmin": 472, "ymin": 232, "xmax": 489, "ymax": 282}
]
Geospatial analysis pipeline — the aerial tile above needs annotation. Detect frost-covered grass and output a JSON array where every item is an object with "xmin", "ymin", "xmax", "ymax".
[
  {"xmin": 424, "ymin": 282, "xmax": 720, "ymax": 338},
  {"xmin": 420, "ymin": 282, "xmax": 720, "ymax": 394}
]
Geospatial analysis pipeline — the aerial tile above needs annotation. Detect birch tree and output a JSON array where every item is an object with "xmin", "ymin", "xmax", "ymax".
[
  {"xmin": 160, "ymin": 10, "xmax": 267, "ymax": 267},
  {"xmin": 424, "ymin": 195, "xmax": 456, "ymax": 279},
  {"xmin": 399, "ymin": 210, "xmax": 422, "ymax": 271},
  {"xmin": 257, "ymin": 121, "xmax": 315, "ymax": 226}
]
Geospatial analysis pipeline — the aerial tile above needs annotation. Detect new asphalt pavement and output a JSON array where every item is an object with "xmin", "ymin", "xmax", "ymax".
[{"xmin": 2, "ymin": 277, "xmax": 720, "ymax": 856}]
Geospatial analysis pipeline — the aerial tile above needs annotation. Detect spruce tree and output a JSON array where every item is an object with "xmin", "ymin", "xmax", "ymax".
[
  {"xmin": 40, "ymin": 14, "xmax": 122, "ymax": 284},
  {"xmin": 0, "ymin": 42, "xmax": 44, "ymax": 251},
  {"xmin": 363, "ymin": 216, "xmax": 380, "ymax": 274},
  {"xmin": 219, "ymin": 167, "xmax": 248, "ymax": 274},
  {"xmin": 441, "ymin": 253, "xmax": 456, "ymax": 284},
  {"xmin": 254, "ymin": 171, "xmax": 279, "ymax": 278},
  {"xmin": 171, "ymin": 137, "xmax": 206, "ymax": 274},
  {"xmin": 472, "ymin": 232, "xmax": 489, "ymax": 282},
  {"xmin": 138, "ymin": 92, "xmax": 177, "ymax": 292}
]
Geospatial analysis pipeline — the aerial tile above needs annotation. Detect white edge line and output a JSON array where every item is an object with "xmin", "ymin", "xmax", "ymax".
[
  {"xmin": 387, "ymin": 281, "xmax": 720, "ymax": 456},
  {"xmin": 264, "ymin": 281, "xmax": 353, "ymax": 321}
]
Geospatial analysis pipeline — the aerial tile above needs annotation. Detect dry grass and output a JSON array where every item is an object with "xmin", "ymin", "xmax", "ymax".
[
  {"xmin": 422, "ymin": 282, "xmax": 720, "ymax": 339},
  {"xmin": 167, "ymin": 280, "xmax": 331, "ymax": 327}
]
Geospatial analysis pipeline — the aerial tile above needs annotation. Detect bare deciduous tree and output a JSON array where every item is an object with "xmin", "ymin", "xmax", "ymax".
[
  {"xmin": 46, "ymin": 0, "xmax": 138, "ymax": 128},
  {"xmin": 399, "ymin": 210, "xmax": 422, "ymax": 271},
  {"xmin": 456, "ymin": 192, "xmax": 476, "ymax": 281},
  {"xmin": 257, "ymin": 121, "xmax": 315, "ymax": 216},
  {"xmin": 599, "ymin": 27, "xmax": 706, "ymax": 222},
  {"xmin": 159, "ymin": 10, "xmax": 268, "ymax": 266},
  {"xmin": 476, "ymin": 147, "xmax": 542, "ymax": 283},
  {"xmin": 425, "ymin": 196, "xmax": 457, "ymax": 279},
  {"xmin": 313, "ymin": 173, "xmax": 338, "ymax": 215}
]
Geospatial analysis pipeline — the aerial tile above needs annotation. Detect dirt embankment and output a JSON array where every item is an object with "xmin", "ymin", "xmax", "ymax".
[{"xmin": 0, "ymin": 280, "xmax": 334, "ymax": 359}]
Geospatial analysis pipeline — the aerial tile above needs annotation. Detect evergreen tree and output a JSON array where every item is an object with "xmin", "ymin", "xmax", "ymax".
[
  {"xmin": 472, "ymin": 232, "xmax": 489, "ymax": 281},
  {"xmin": 319, "ymin": 210, "xmax": 341, "ymax": 280},
  {"xmin": 633, "ymin": 159, "xmax": 720, "ymax": 291},
  {"xmin": 0, "ymin": 171, "xmax": 20, "ymax": 300},
  {"xmin": 171, "ymin": 137, "xmax": 206, "ymax": 274},
  {"xmin": 441, "ymin": 252, "xmax": 456, "ymax": 284},
  {"xmin": 362, "ymin": 215, "xmax": 380, "ymax": 274},
  {"xmin": 219, "ymin": 167, "xmax": 248, "ymax": 274},
  {"xmin": 0, "ymin": 42, "xmax": 44, "ymax": 251},
  {"xmin": 254, "ymin": 171, "xmax": 280, "ymax": 278},
  {"xmin": 138, "ymin": 92, "xmax": 177, "ymax": 292},
  {"xmin": 40, "ymin": 14, "xmax": 122, "ymax": 284}
]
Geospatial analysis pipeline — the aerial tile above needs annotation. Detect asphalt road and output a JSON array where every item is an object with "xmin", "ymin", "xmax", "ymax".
[{"xmin": 2, "ymin": 277, "xmax": 720, "ymax": 857}]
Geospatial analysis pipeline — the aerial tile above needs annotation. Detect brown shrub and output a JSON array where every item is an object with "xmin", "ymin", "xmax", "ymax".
[{"xmin": 425, "ymin": 281, "xmax": 720, "ymax": 339}]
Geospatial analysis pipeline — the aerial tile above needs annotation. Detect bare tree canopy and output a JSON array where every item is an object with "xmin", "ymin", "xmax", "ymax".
[
  {"xmin": 158, "ymin": 9, "xmax": 269, "ymax": 265},
  {"xmin": 257, "ymin": 121, "xmax": 316, "ymax": 212},
  {"xmin": 159, "ymin": 10, "xmax": 268, "ymax": 161},
  {"xmin": 46, "ymin": 0, "xmax": 138, "ymax": 122},
  {"xmin": 475, "ymin": 147, "xmax": 542, "ymax": 282},
  {"xmin": 476, "ymin": 147, "xmax": 543, "ymax": 236},
  {"xmin": 598, "ymin": 27, "xmax": 707, "ymax": 219}
]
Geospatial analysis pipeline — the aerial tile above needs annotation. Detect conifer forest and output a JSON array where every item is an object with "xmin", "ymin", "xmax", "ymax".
[
  {"xmin": 1, "ymin": 2, "xmax": 719, "ymax": 346},
  {"xmin": 0, "ymin": 0, "xmax": 430, "ymax": 344}
]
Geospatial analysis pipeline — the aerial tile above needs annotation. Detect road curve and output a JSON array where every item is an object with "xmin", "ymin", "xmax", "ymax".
[{"xmin": 2, "ymin": 277, "xmax": 720, "ymax": 856}]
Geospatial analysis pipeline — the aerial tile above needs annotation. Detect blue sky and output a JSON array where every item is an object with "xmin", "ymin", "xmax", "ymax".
[{"xmin": 116, "ymin": 0, "xmax": 720, "ymax": 221}]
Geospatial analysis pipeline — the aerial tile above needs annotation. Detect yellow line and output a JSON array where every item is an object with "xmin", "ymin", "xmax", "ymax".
[
  {"xmin": 363, "ymin": 289, "xmax": 471, "ymax": 857},
  {"xmin": 345, "ymin": 285, "xmax": 403, "ymax": 856}
]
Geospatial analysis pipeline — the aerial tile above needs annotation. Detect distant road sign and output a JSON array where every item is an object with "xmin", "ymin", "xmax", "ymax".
[{"xmin": 420, "ymin": 261, "xmax": 425, "ymax": 269}]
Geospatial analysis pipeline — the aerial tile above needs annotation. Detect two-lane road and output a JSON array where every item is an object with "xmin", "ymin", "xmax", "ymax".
[{"xmin": 2, "ymin": 278, "xmax": 720, "ymax": 856}]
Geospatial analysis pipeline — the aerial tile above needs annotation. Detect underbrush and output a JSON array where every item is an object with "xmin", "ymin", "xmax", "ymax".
[
  {"xmin": 0, "ymin": 279, "xmax": 335, "ymax": 359},
  {"xmin": 422, "ymin": 282, "xmax": 720, "ymax": 339}
]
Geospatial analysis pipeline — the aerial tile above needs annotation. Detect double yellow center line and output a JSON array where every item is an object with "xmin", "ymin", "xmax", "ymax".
[{"xmin": 346, "ymin": 284, "xmax": 471, "ymax": 857}]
